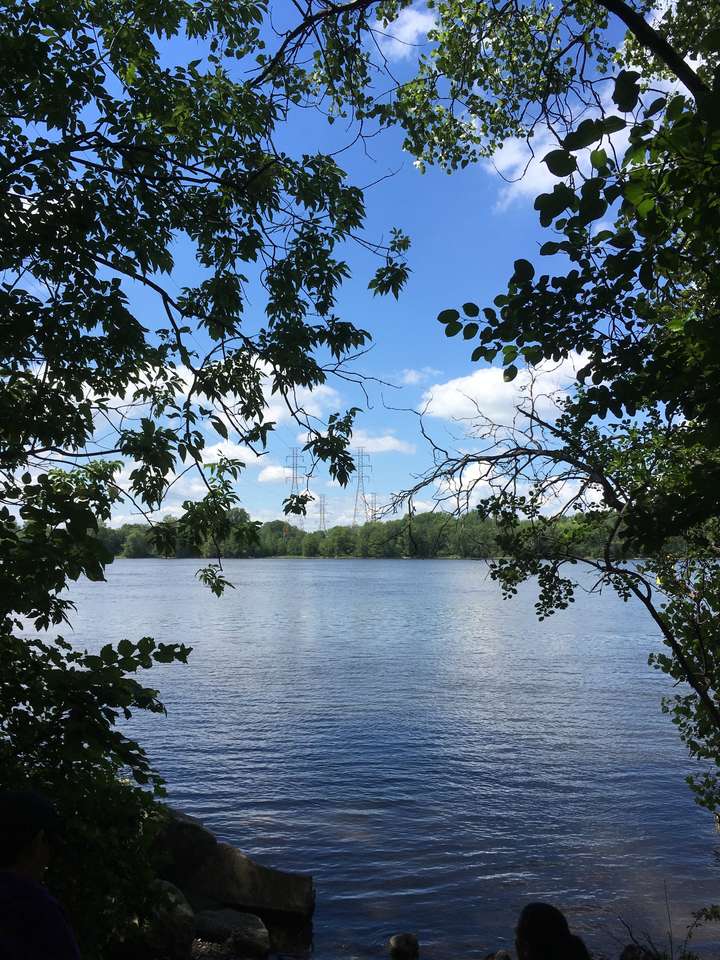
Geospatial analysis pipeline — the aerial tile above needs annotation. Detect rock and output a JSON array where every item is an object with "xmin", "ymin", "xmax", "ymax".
[
  {"xmin": 261, "ymin": 914, "xmax": 313, "ymax": 955},
  {"xmin": 157, "ymin": 808, "xmax": 219, "ymax": 888},
  {"xmin": 620, "ymin": 946, "xmax": 656, "ymax": 960},
  {"xmin": 389, "ymin": 933, "xmax": 420, "ymax": 960},
  {"xmin": 226, "ymin": 917, "xmax": 271, "ymax": 958},
  {"xmin": 196, "ymin": 909, "xmax": 269, "ymax": 954},
  {"xmin": 191, "ymin": 941, "xmax": 233, "ymax": 959},
  {"xmin": 144, "ymin": 880, "xmax": 196, "ymax": 960},
  {"xmin": 184, "ymin": 842, "xmax": 315, "ymax": 918}
]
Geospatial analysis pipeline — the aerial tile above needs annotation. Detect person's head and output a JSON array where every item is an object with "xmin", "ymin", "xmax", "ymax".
[
  {"xmin": 0, "ymin": 790, "xmax": 61, "ymax": 881},
  {"xmin": 515, "ymin": 903, "xmax": 591, "ymax": 960},
  {"xmin": 389, "ymin": 933, "xmax": 420, "ymax": 960}
]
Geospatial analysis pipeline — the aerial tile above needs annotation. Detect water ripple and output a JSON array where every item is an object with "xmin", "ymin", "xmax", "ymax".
[{"xmin": 65, "ymin": 559, "xmax": 720, "ymax": 957}]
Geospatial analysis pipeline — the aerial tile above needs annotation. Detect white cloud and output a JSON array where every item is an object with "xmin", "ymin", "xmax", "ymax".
[
  {"xmin": 397, "ymin": 366, "xmax": 443, "ymax": 386},
  {"xmin": 201, "ymin": 440, "xmax": 261, "ymax": 467},
  {"xmin": 264, "ymin": 382, "xmax": 341, "ymax": 425},
  {"xmin": 409, "ymin": 498, "xmax": 439, "ymax": 513},
  {"xmin": 351, "ymin": 429, "xmax": 416, "ymax": 455},
  {"xmin": 486, "ymin": 86, "xmax": 632, "ymax": 210},
  {"xmin": 487, "ymin": 127, "xmax": 561, "ymax": 211},
  {"xmin": 421, "ymin": 355, "xmax": 581, "ymax": 424},
  {"xmin": 432, "ymin": 462, "xmax": 493, "ymax": 502},
  {"xmin": 373, "ymin": 5, "xmax": 435, "ymax": 61},
  {"xmin": 257, "ymin": 463, "xmax": 293, "ymax": 484},
  {"xmin": 295, "ymin": 427, "xmax": 415, "ymax": 454}
]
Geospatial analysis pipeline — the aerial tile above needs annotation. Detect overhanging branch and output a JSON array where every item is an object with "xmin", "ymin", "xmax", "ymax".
[{"xmin": 597, "ymin": 0, "xmax": 709, "ymax": 99}]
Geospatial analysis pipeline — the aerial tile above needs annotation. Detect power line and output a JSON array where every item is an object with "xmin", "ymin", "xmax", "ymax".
[
  {"xmin": 317, "ymin": 494, "xmax": 328, "ymax": 532},
  {"xmin": 352, "ymin": 447, "xmax": 372, "ymax": 526},
  {"xmin": 285, "ymin": 447, "xmax": 307, "ymax": 530}
]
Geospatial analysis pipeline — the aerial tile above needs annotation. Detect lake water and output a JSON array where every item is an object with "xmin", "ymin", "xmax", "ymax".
[{"xmin": 65, "ymin": 559, "xmax": 719, "ymax": 958}]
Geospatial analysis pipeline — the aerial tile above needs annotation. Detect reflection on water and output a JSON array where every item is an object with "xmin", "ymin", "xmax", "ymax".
[{"xmin": 65, "ymin": 559, "xmax": 719, "ymax": 957}]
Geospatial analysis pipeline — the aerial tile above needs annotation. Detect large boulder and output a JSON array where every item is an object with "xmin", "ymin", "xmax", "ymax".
[
  {"xmin": 184, "ymin": 842, "xmax": 315, "ymax": 918},
  {"xmin": 226, "ymin": 921, "xmax": 271, "ymax": 960},
  {"xmin": 143, "ymin": 880, "xmax": 196, "ymax": 960},
  {"xmin": 157, "ymin": 808, "xmax": 219, "ymax": 888},
  {"xmin": 195, "ymin": 908, "xmax": 269, "ymax": 955}
]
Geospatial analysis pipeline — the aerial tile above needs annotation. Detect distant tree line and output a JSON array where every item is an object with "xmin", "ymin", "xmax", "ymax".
[{"xmin": 97, "ymin": 508, "xmax": 646, "ymax": 561}]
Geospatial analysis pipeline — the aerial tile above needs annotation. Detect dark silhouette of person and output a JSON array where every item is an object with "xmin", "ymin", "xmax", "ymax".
[
  {"xmin": 0, "ymin": 790, "xmax": 80, "ymax": 959},
  {"xmin": 515, "ymin": 902, "xmax": 591, "ymax": 960}
]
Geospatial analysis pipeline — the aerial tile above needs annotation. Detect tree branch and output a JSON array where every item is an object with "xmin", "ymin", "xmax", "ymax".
[{"xmin": 597, "ymin": 0, "xmax": 709, "ymax": 99}]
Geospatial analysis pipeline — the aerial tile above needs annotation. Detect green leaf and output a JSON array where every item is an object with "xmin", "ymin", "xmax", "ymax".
[
  {"xmin": 463, "ymin": 302, "xmax": 480, "ymax": 317},
  {"xmin": 117, "ymin": 639, "xmax": 134, "ymax": 658},
  {"xmin": 100, "ymin": 644, "xmax": 116, "ymax": 664},
  {"xmin": 701, "ymin": 26, "xmax": 720, "ymax": 53},
  {"xmin": 539, "ymin": 241, "xmax": 561, "ymax": 256},
  {"xmin": 578, "ymin": 195, "xmax": 608, "ymax": 223},
  {"xmin": 563, "ymin": 119, "xmax": 603, "ymax": 151},
  {"xmin": 444, "ymin": 320, "xmax": 463, "ymax": 337},
  {"xmin": 512, "ymin": 258, "xmax": 535, "ymax": 283},
  {"xmin": 534, "ymin": 184, "xmax": 576, "ymax": 226},
  {"xmin": 639, "ymin": 260, "xmax": 654, "ymax": 290},
  {"xmin": 503, "ymin": 364, "xmax": 518, "ymax": 382},
  {"xmin": 543, "ymin": 150, "xmax": 577, "ymax": 177},
  {"xmin": 523, "ymin": 345, "xmax": 544, "ymax": 365},
  {"xmin": 590, "ymin": 148, "xmax": 608, "ymax": 170},
  {"xmin": 463, "ymin": 322, "xmax": 479, "ymax": 339},
  {"xmin": 612, "ymin": 70, "xmax": 641, "ymax": 112},
  {"xmin": 438, "ymin": 308, "xmax": 460, "ymax": 324},
  {"xmin": 600, "ymin": 116, "xmax": 626, "ymax": 136},
  {"xmin": 210, "ymin": 417, "xmax": 228, "ymax": 439},
  {"xmin": 643, "ymin": 96, "xmax": 667, "ymax": 119}
]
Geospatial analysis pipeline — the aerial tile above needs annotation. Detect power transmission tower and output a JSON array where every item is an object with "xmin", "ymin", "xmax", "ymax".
[
  {"xmin": 317, "ymin": 494, "xmax": 328, "ymax": 532},
  {"xmin": 368, "ymin": 492, "xmax": 379, "ymax": 522},
  {"xmin": 352, "ymin": 447, "xmax": 372, "ymax": 526},
  {"xmin": 285, "ymin": 447, "xmax": 307, "ymax": 530}
]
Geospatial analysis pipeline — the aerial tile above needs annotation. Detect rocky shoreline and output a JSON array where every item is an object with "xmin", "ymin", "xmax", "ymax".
[
  {"xmin": 142, "ymin": 808, "xmax": 315, "ymax": 960},
  {"xmin": 139, "ymin": 809, "xmax": 677, "ymax": 960}
]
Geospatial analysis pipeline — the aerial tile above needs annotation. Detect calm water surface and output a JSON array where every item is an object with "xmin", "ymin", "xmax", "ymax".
[{"xmin": 66, "ymin": 559, "xmax": 719, "ymax": 958}]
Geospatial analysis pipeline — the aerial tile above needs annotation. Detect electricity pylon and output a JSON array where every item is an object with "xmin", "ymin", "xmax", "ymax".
[
  {"xmin": 317, "ymin": 494, "xmax": 328, "ymax": 532},
  {"xmin": 285, "ymin": 447, "xmax": 307, "ymax": 530},
  {"xmin": 352, "ymin": 447, "xmax": 372, "ymax": 526}
]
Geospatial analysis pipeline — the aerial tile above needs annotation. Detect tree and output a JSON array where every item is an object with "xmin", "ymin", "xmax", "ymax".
[
  {"xmin": 121, "ymin": 527, "xmax": 155, "ymax": 559},
  {"xmin": 322, "ymin": 524, "xmax": 358, "ymax": 557},
  {"xmin": 302, "ymin": 530, "xmax": 325, "ymax": 557},
  {"xmin": 203, "ymin": 508, "xmax": 257, "ymax": 558},
  {"xmin": 1, "ymin": 0, "xmax": 410, "ymax": 952},
  {"xmin": 95, "ymin": 523, "xmax": 124, "ymax": 557}
]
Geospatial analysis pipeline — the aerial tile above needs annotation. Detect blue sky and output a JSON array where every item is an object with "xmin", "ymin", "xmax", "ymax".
[{"xmin": 108, "ymin": 6, "xmax": 590, "ymax": 530}]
